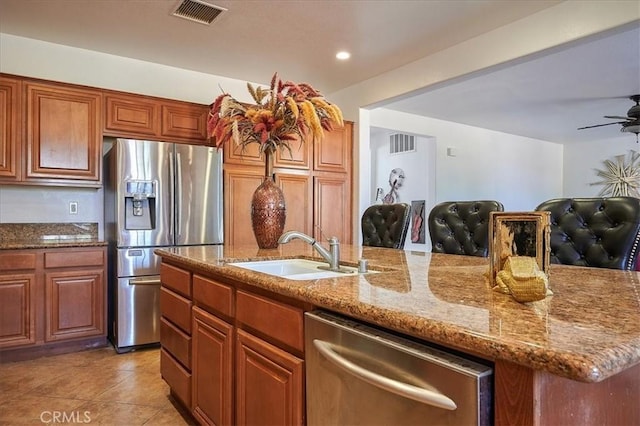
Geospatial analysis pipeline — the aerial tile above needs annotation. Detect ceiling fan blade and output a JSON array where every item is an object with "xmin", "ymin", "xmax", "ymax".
[
  {"xmin": 604, "ymin": 115, "xmax": 633, "ymax": 120},
  {"xmin": 577, "ymin": 121, "xmax": 627, "ymax": 130}
]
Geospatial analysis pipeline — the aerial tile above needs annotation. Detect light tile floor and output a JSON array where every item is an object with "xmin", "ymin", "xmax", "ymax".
[{"xmin": 0, "ymin": 346, "xmax": 196, "ymax": 425}]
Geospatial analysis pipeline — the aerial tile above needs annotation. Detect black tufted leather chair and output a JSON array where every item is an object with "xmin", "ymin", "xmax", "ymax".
[
  {"xmin": 428, "ymin": 200, "xmax": 504, "ymax": 256},
  {"xmin": 535, "ymin": 197, "xmax": 640, "ymax": 270},
  {"xmin": 361, "ymin": 203, "xmax": 411, "ymax": 249}
]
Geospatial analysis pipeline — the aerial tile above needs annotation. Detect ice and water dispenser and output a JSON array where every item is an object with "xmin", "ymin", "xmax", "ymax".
[{"xmin": 124, "ymin": 180, "xmax": 157, "ymax": 230}]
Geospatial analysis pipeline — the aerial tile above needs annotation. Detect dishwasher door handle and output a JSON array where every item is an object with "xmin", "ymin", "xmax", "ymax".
[{"xmin": 313, "ymin": 339, "xmax": 457, "ymax": 411}]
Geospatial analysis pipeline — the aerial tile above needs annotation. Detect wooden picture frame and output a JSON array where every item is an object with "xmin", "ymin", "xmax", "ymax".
[{"xmin": 488, "ymin": 211, "xmax": 551, "ymax": 284}]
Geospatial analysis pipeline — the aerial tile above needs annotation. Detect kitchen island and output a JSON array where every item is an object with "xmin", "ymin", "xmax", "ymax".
[{"xmin": 156, "ymin": 242, "xmax": 640, "ymax": 425}]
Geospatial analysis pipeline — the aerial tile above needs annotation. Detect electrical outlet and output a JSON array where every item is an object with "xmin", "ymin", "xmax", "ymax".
[{"xmin": 69, "ymin": 202, "xmax": 78, "ymax": 215}]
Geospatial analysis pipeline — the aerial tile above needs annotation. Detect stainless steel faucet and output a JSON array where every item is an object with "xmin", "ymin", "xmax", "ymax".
[{"xmin": 278, "ymin": 231, "xmax": 341, "ymax": 271}]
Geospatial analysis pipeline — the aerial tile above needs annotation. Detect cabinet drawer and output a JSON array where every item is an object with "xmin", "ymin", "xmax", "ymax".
[
  {"xmin": 0, "ymin": 252, "xmax": 37, "ymax": 271},
  {"xmin": 160, "ymin": 348, "xmax": 192, "ymax": 408},
  {"xmin": 160, "ymin": 263, "xmax": 191, "ymax": 297},
  {"xmin": 236, "ymin": 290, "xmax": 304, "ymax": 352},
  {"xmin": 44, "ymin": 249, "xmax": 104, "ymax": 268},
  {"xmin": 160, "ymin": 287, "xmax": 192, "ymax": 334},
  {"xmin": 193, "ymin": 274, "xmax": 233, "ymax": 318},
  {"xmin": 160, "ymin": 317, "xmax": 191, "ymax": 370}
]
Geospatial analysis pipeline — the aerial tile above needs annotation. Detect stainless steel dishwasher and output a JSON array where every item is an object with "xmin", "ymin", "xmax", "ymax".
[{"xmin": 305, "ymin": 311, "xmax": 493, "ymax": 425}]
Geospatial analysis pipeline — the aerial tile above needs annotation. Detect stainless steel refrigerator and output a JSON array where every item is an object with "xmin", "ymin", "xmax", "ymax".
[{"xmin": 104, "ymin": 138, "xmax": 223, "ymax": 353}]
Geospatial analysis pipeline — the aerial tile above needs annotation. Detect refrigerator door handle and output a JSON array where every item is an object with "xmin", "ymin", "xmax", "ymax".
[
  {"xmin": 176, "ymin": 151, "xmax": 183, "ymax": 238},
  {"xmin": 169, "ymin": 150, "xmax": 175, "ymax": 241},
  {"xmin": 128, "ymin": 277, "xmax": 162, "ymax": 286}
]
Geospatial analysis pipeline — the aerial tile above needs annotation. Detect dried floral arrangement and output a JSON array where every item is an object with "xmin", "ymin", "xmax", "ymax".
[{"xmin": 207, "ymin": 72, "xmax": 343, "ymax": 158}]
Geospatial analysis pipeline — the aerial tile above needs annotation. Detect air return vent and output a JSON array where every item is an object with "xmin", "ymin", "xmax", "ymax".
[
  {"xmin": 389, "ymin": 133, "xmax": 415, "ymax": 154},
  {"xmin": 172, "ymin": 0, "xmax": 226, "ymax": 25}
]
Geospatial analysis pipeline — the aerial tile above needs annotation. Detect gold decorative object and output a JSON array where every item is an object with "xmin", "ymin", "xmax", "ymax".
[
  {"xmin": 493, "ymin": 256, "xmax": 551, "ymax": 303},
  {"xmin": 488, "ymin": 211, "xmax": 551, "ymax": 295}
]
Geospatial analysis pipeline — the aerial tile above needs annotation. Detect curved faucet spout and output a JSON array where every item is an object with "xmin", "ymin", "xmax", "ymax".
[
  {"xmin": 278, "ymin": 231, "xmax": 341, "ymax": 271},
  {"xmin": 279, "ymin": 230, "xmax": 315, "ymax": 245}
]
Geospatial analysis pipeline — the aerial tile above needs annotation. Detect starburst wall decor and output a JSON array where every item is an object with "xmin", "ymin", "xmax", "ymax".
[{"xmin": 590, "ymin": 150, "xmax": 640, "ymax": 197}]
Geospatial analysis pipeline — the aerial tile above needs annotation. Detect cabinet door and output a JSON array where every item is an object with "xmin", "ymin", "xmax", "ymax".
[
  {"xmin": 274, "ymin": 135, "xmax": 310, "ymax": 170},
  {"xmin": 45, "ymin": 269, "xmax": 104, "ymax": 341},
  {"xmin": 192, "ymin": 307, "xmax": 234, "ymax": 426},
  {"xmin": 25, "ymin": 82, "xmax": 102, "ymax": 184},
  {"xmin": 104, "ymin": 93, "xmax": 160, "ymax": 138},
  {"xmin": 235, "ymin": 329, "xmax": 304, "ymax": 426},
  {"xmin": 313, "ymin": 122, "xmax": 352, "ymax": 173},
  {"xmin": 314, "ymin": 175, "xmax": 352, "ymax": 243},
  {"xmin": 276, "ymin": 171, "xmax": 313, "ymax": 236},
  {"xmin": 161, "ymin": 101, "xmax": 208, "ymax": 144},
  {"xmin": 0, "ymin": 76, "xmax": 21, "ymax": 181},
  {"xmin": 0, "ymin": 273, "xmax": 36, "ymax": 348},
  {"xmin": 224, "ymin": 141, "xmax": 264, "ymax": 167},
  {"xmin": 224, "ymin": 166, "xmax": 265, "ymax": 247}
]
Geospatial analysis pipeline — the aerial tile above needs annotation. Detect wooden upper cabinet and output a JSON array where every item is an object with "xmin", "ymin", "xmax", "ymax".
[
  {"xmin": 160, "ymin": 101, "xmax": 209, "ymax": 143},
  {"xmin": 104, "ymin": 93, "xmax": 160, "ymax": 138},
  {"xmin": 104, "ymin": 92, "xmax": 208, "ymax": 144},
  {"xmin": 314, "ymin": 122, "xmax": 352, "ymax": 173},
  {"xmin": 224, "ymin": 134, "xmax": 311, "ymax": 170},
  {"xmin": 274, "ymin": 134, "xmax": 310, "ymax": 170},
  {"xmin": 25, "ymin": 81, "xmax": 102, "ymax": 185},
  {"xmin": 0, "ymin": 76, "xmax": 21, "ymax": 181},
  {"xmin": 224, "ymin": 139, "xmax": 265, "ymax": 167}
]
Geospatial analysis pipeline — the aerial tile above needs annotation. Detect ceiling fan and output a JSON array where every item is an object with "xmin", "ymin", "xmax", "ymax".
[{"xmin": 578, "ymin": 94, "xmax": 640, "ymax": 141}]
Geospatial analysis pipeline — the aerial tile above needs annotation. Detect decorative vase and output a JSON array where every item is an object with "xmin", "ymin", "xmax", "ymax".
[{"xmin": 251, "ymin": 149, "xmax": 286, "ymax": 249}]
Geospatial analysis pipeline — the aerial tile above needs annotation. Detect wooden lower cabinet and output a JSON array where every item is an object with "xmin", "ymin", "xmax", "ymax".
[
  {"xmin": 161, "ymin": 348, "xmax": 192, "ymax": 408},
  {"xmin": 45, "ymin": 269, "xmax": 104, "ymax": 341},
  {"xmin": 236, "ymin": 329, "xmax": 304, "ymax": 426},
  {"xmin": 0, "ymin": 247, "xmax": 107, "ymax": 360},
  {"xmin": 192, "ymin": 306, "xmax": 234, "ymax": 425},
  {"xmin": 160, "ymin": 263, "xmax": 307, "ymax": 425},
  {"xmin": 0, "ymin": 273, "xmax": 36, "ymax": 348},
  {"xmin": 160, "ymin": 264, "xmax": 193, "ymax": 409}
]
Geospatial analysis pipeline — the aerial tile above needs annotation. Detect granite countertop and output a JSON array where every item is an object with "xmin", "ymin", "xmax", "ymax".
[
  {"xmin": 0, "ymin": 223, "xmax": 107, "ymax": 250},
  {"xmin": 155, "ymin": 242, "xmax": 640, "ymax": 384}
]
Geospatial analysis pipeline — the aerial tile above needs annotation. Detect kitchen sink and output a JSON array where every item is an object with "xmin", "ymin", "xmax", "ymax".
[{"xmin": 228, "ymin": 258, "xmax": 372, "ymax": 280}]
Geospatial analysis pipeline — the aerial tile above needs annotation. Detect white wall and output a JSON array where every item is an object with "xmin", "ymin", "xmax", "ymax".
[
  {"xmin": 369, "ymin": 129, "xmax": 436, "ymax": 251},
  {"xmin": 0, "ymin": 34, "xmax": 256, "ymax": 104},
  {"xmin": 563, "ymin": 137, "xmax": 640, "ymax": 197},
  {"xmin": 370, "ymin": 109, "xmax": 564, "ymax": 211}
]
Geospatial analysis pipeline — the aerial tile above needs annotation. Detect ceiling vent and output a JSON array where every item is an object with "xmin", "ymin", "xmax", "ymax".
[
  {"xmin": 172, "ymin": 0, "xmax": 227, "ymax": 25},
  {"xmin": 389, "ymin": 133, "xmax": 416, "ymax": 154}
]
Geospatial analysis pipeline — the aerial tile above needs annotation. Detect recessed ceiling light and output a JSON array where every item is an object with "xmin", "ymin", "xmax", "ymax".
[{"xmin": 336, "ymin": 51, "xmax": 351, "ymax": 60}]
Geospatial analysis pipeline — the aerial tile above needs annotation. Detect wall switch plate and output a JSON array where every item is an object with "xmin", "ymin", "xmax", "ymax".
[{"xmin": 69, "ymin": 202, "xmax": 78, "ymax": 215}]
